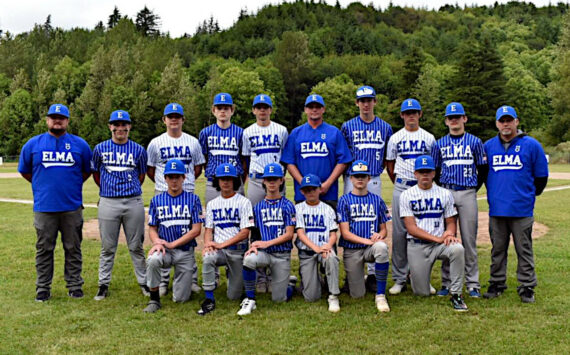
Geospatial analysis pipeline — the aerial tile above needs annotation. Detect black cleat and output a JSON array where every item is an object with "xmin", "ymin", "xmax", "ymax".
[
  {"xmin": 68, "ymin": 289, "xmax": 84, "ymax": 299},
  {"xmin": 197, "ymin": 299, "xmax": 216, "ymax": 316},
  {"xmin": 483, "ymin": 283, "xmax": 506, "ymax": 299},
  {"xmin": 35, "ymin": 291, "xmax": 51, "ymax": 302},
  {"xmin": 519, "ymin": 287, "xmax": 535, "ymax": 303}
]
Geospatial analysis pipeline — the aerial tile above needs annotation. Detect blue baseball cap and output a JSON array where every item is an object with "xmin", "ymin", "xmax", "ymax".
[
  {"xmin": 215, "ymin": 163, "xmax": 238, "ymax": 178},
  {"xmin": 164, "ymin": 159, "xmax": 186, "ymax": 175},
  {"xmin": 304, "ymin": 94, "xmax": 325, "ymax": 107},
  {"xmin": 47, "ymin": 104, "xmax": 69, "ymax": 118},
  {"xmin": 356, "ymin": 86, "xmax": 376, "ymax": 100},
  {"xmin": 109, "ymin": 110, "xmax": 131, "ymax": 123},
  {"xmin": 300, "ymin": 174, "xmax": 321, "ymax": 188},
  {"xmin": 262, "ymin": 163, "xmax": 284, "ymax": 178},
  {"xmin": 252, "ymin": 94, "xmax": 273, "ymax": 107},
  {"xmin": 164, "ymin": 103, "xmax": 184, "ymax": 116},
  {"xmin": 401, "ymin": 98, "xmax": 422, "ymax": 112},
  {"xmin": 350, "ymin": 160, "xmax": 371, "ymax": 176},
  {"xmin": 414, "ymin": 155, "xmax": 435, "ymax": 171},
  {"xmin": 213, "ymin": 93, "xmax": 233, "ymax": 106},
  {"xmin": 496, "ymin": 105, "xmax": 517, "ymax": 120},
  {"xmin": 445, "ymin": 102, "xmax": 465, "ymax": 117}
]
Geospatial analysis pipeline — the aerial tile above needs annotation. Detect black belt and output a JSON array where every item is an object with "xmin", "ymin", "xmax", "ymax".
[
  {"xmin": 396, "ymin": 178, "xmax": 417, "ymax": 186},
  {"xmin": 226, "ymin": 243, "xmax": 248, "ymax": 251},
  {"xmin": 408, "ymin": 238, "xmax": 432, "ymax": 245},
  {"xmin": 442, "ymin": 184, "xmax": 474, "ymax": 191},
  {"xmin": 249, "ymin": 173, "xmax": 264, "ymax": 179}
]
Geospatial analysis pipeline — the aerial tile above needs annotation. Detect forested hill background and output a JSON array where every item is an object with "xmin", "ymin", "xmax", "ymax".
[{"xmin": 2, "ymin": 1, "xmax": 570, "ymax": 157}]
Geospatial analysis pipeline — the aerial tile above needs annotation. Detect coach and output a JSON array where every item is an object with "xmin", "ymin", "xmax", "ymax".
[
  {"xmin": 18, "ymin": 104, "xmax": 92, "ymax": 302},
  {"xmin": 483, "ymin": 105, "xmax": 548, "ymax": 303}
]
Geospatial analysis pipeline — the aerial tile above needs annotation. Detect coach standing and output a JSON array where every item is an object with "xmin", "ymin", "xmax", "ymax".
[
  {"xmin": 483, "ymin": 106, "xmax": 548, "ymax": 303},
  {"xmin": 18, "ymin": 104, "xmax": 92, "ymax": 302}
]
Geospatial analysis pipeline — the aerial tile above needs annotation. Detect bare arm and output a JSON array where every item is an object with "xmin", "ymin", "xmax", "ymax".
[
  {"xmin": 321, "ymin": 163, "xmax": 347, "ymax": 194},
  {"xmin": 385, "ymin": 160, "xmax": 395, "ymax": 183},
  {"xmin": 194, "ymin": 165, "xmax": 203, "ymax": 179},
  {"xmin": 93, "ymin": 172, "xmax": 101, "ymax": 187},
  {"xmin": 21, "ymin": 173, "xmax": 32, "ymax": 183},
  {"xmin": 339, "ymin": 222, "xmax": 374, "ymax": 246},
  {"xmin": 147, "ymin": 166, "xmax": 156, "ymax": 182},
  {"xmin": 138, "ymin": 173, "xmax": 146, "ymax": 184},
  {"xmin": 166, "ymin": 223, "xmax": 202, "ymax": 249},
  {"xmin": 403, "ymin": 216, "xmax": 459, "ymax": 245},
  {"xmin": 295, "ymin": 228, "xmax": 322, "ymax": 254},
  {"xmin": 211, "ymin": 228, "xmax": 250, "ymax": 249},
  {"xmin": 286, "ymin": 164, "xmax": 303, "ymax": 184}
]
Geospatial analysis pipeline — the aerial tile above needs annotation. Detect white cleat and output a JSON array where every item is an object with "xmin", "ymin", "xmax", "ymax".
[
  {"xmin": 388, "ymin": 283, "xmax": 406, "ymax": 295},
  {"xmin": 237, "ymin": 298, "xmax": 257, "ymax": 316},
  {"xmin": 191, "ymin": 283, "xmax": 202, "ymax": 293},
  {"xmin": 375, "ymin": 294, "xmax": 390, "ymax": 313},
  {"xmin": 430, "ymin": 284, "xmax": 436, "ymax": 295},
  {"xmin": 328, "ymin": 295, "xmax": 340, "ymax": 313},
  {"xmin": 159, "ymin": 286, "xmax": 168, "ymax": 297}
]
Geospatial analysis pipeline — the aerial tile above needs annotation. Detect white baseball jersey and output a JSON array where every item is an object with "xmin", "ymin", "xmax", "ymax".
[
  {"xmin": 399, "ymin": 184, "xmax": 457, "ymax": 241},
  {"xmin": 294, "ymin": 201, "xmax": 338, "ymax": 251},
  {"xmin": 386, "ymin": 128, "xmax": 435, "ymax": 180},
  {"xmin": 206, "ymin": 193, "xmax": 254, "ymax": 244},
  {"xmin": 242, "ymin": 121, "xmax": 289, "ymax": 174},
  {"xmin": 147, "ymin": 132, "xmax": 205, "ymax": 192}
]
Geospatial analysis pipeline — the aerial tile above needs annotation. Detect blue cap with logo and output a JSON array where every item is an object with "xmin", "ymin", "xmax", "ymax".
[
  {"xmin": 496, "ymin": 105, "xmax": 517, "ymax": 120},
  {"xmin": 109, "ymin": 110, "xmax": 131, "ymax": 123},
  {"xmin": 47, "ymin": 104, "xmax": 70, "ymax": 118},
  {"xmin": 164, "ymin": 103, "xmax": 184, "ymax": 116},
  {"xmin": 262, "ymin": 163, "xmax": 284, "ymax": 178},
  {"xmin": 215, "ymin": 163, "xmax": 238, "ymax": 178},
  {"xmin": 401, "ymin": 98, "xmax": 422, "ymax": 112},
  {"xmin": 213, "ymin": 93, "xmax": 233, "ymax": 106},
  {"xmin": 414, "ymin": 155, "xmax": 435, "ymax": 171},
  {"xmin": 350, "ymin": 160, "xmax": 371, "ymax": 176},
  {"xmin": 356, "ymin": 86, "xmax": 376, "ymax": 100},
  {"xmin": 300, "ymin": 174, "xmax": 321, "ymax": 188},
  {"xmin": 252, "ymin": 94, "xmax": 273, "ymax": 107},
  {"xmin": 164, "ymin": 159, "xmax": 186, "ymax": 175},
  {"xmin": 304, "ymin": 94, "xmax": 325, "ymax": 107},
  {"xmin": 445, "ymin": 102, "xmax": 465, "ymax": 117}
]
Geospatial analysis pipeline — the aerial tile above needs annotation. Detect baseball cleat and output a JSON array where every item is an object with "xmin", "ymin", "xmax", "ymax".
[
  {"xmin": 375, "ymin": 294, "xmax": 390, "ymax": 313},
  {"xmin": 94, "ymin": 285, "xmax": 109, "ymax": 301},
  {"xmin": 436, "ymin": 286, "xmax": 449, "ymax": 297},
  {"xmin": 483, "ymin": 283, "xmax": 506, "ymax": 299},
  {"xmin": 191, "ymin": 283, "xmax": 202, "ymax": 293},
  {"xmin": 237, "ymin": 298, "xmax": 257, "ymax": 316},
  {"xmin": 328, "ymin": 295, "xmax": 340, "ymax": 313},
  {"xmin": 388, "ymin": 283, "xmax": 406, "ymax": 295},
  {"xmin": 430, "ymin": 284, "xmax": 436, "ymax": 295},
  {"xmin": 68, "ymin": 289, "xmax": 84, "ymax": 299},
  {"xmin": 140, "ymin": 285, "xmax": 150, "ymax": 297},
  {"xmin": 519, "ymin": 287, "xmax": 535, "ymax": 303},
  {"xmin": 159, "ymin": 286, "xmax": 168, "ymax": 297},
  {"xmin": 35, "ymin": 291, "xmax": 51, "ymax": 302},
  {"xmin": 143, "ymin": 300, "xmax": 161, "ymax": 313},
  {"xmin": 450, "ymin": 294, "xmax": 468, "ymax": 312},
  {"xmin": 468, "ymin": 288, "xmax": 481, "ymax": 298},
  {"xmin": 197, "ymin": 298, "xmax": 216, "ymax": 316}
]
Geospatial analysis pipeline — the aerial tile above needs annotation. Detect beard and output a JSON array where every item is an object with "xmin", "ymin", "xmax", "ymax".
[{"xmin": 49, "ymin": 128, "xmax": 66, "ymax": 135}]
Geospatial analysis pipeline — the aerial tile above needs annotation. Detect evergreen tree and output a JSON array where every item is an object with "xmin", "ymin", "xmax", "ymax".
[
  {"xmin": 108, "ymin": 6, "xmax": 121, "ymax": 29},
  {"xmin": 136, "ymin": 6, "xmax": 161, "ymax": 37},
  {"xmin": 548, "ymin": 13, "xmax": 570, "ymax": 144}
]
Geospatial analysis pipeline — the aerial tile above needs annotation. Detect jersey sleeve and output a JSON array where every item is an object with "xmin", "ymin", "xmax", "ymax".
[
  {"xmin": 340, "ymin": 122, "xmax": 352, "ymax": 152},
  {"xmin": 146, "ymin": 140, "xmax": 158, "ymax": 167},
  {"xmin": 443, "ymin": 190, "xmax": 458, "ymax": 218},
  {"xmin": 281, "ymin": 129, "xmax": 289, "ymax": 152},
  {"xmin": 18, "ymin": 139, "xmax": 33, "ymax": 174},
  {"xmin": 137, "ymin": 146, "xmax": 148, "ymax": 175},
  {"xmin": 386, "ymin": 134, "xmax": 397, "ymax": 161},
  {"xmin": 531, "ymin": 139, "xmax": 549, "ymax": 178},
  {"xmin": 294, "ymin": 204, "xmax": 305, "ymax": 230},
  {"xmin": 240, "ymin": 198, "xmax": 255, "ymax": 229},
  {"xmin": 80, "ymin": 139, "xmax": 93, "ymax": 174},
  {"xmin": 473, "ymin": 138, "xmax": 485, "ymax": 166},
  {"xmin": 399, "ymin": 191, "xmax": 414, "ymax": 218},
  {"xmin": 431, "ymin": 141, "xmax": 442, "ymax": 168},
  {"xmin": 148, "ymin": 198, "xmax": 158, "ymax": 226},
  {"xmin": 205, "ymin": 203, "xmax": 214, "ymax": 229},
  {"xmin": 377, "ymin": 198, "xmax": 392, "ymax": 224},
  {"xmin": 192, "ymin": 139, "xmax": 206, "ymax": 166},
  {"xmin": 241, "ymin": 130, "xmax": 251, "ymax": 156},
  {"xmin": 335, "ymin": 129, "xmax": 353, "ymax": 164},
  {"xmin": 336, "ymin": 196, "xmax": 350, "ymax": 223},
  {"xmin": 283, "ymin": 200, "xmax": 296, "ymax": 227},
  {"xmin": 198, "ymin": 129, "xmax": 208, "ymax": 157},
  {"xmin": 426, "ymin": 133, "xmax": 436, "ymax": 153},
  {"xmin": 191, "ymin": 195, "xmax": 205, "ymax": 224},
  {"xmin": 326, "ymin": 205, "xmax": 339, "ymax": 231},
  {"xmin": 280, "ymin": 129, "xmax": 297, "ymax": 165}
]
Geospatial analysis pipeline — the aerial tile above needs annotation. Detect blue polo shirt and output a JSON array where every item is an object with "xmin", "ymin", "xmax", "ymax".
[{"xmin": 18, "ymin": 132, "xmax": 92, "ymax": 212}]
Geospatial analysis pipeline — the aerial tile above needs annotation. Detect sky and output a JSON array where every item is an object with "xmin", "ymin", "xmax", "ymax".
[{"xmin": 0, "ymin": 0, "xmax": 560, "ymax": 38}]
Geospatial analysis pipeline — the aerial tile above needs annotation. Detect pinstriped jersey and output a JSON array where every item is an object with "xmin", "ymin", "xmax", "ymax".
[
  {"xmin": 199, "ymin": 123, "xmax": 244, "ymax": 178},
  {"xmin": 341, "ymin": 116, "xmax": 393, "ymax": 176},
  {"xmin": 242, "ymin": 121, "xmax": 288, "ymax": 174},
  {"xmin": 148, "ymin": 191, "xmax": 204, "ymax": 251},
  {"xmin": 294, "ymin": 201, "xmax": 338, "ymax": 251},
  {"xmin": 147, "ymin": 132, "xmax": 205, "ymax": 192},
  {"xmin": 206, "ymin": 193, "xmax": 254, "ymax": 245},
  {"xmin": 91, "ymin": 139, "xmax": 147, "ymax": 197},
  {"xmin": 431, "ymin": 133, "xmax": 485, "ymax": 187},
  {"xmin": 386, "ymin": 128, "xmax": 435, "ymax": 180},
  {"xmin": 253, "ymin": 196, "xmax": 296, "ymax": 253},
  {"xmin": 337, "ymin": 192, "xmax": 391, "ymax": 249},
  {"xmin": 399, "ymin": 184, "xmax": 456, "ymax": 242}
]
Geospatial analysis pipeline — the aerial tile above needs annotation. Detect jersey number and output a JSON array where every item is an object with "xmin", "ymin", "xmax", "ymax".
[
  {"xmin": 376, "ymin": 151, "xmax": 381, "ymax": 161},
  {"xmin": 463, "ymin": 167, "xmax": 473, "ymax": 177}
]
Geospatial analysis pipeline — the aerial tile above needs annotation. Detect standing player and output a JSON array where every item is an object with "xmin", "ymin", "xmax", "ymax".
[
  {"xmin": 237, "ymin": 163, "xmax": 296, "ymax": 316},
  {"xmin": 295, "ymin": 174, "xmax": 341, "ymax": 312},
  {"xmin": 338, "ymin": 160, "xmax": 392, "ymax": 312},
  {"xmin": 400, "ymin": 155, "xmax": 468, "ymax": 311},
  {"xmin": 18, "ymin": 104, "xmax": 92, "ymax": 301},
  {"xmin": 198, "ymin": 163, "xmax": 254, "ymax": 315},
  {"xmin": 431, "ymin": 102, "xmax": 486, "ymax": 298},
  {"xmin": 483, "ymin": 106, "xmax": 548, "ymax": 303},
  {"xmin": 385, "ymin": 98, "xmax": 435, "ymax": 295},
  {"xmin": 92, "ymin": 110, "xmax": 148, "ymax": 300},
  {"xmin": 143, "ymin": 159, "xmax": 204, "ymax": 313}
]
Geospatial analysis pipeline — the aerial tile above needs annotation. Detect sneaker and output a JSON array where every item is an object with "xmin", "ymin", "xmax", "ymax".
[
  {"xmin": 365, "ymin": 275, "xmax": 377, "ymax": 293},
  {"xmin": 256, "ymin": 281, "xmax": 268, "ymax": 293},
  {"xmin": 328, "ymin": 295, "xmax": 340, "ymax": 313},
  {"xmin": 450, "ymin": 294, "xmax": 468, "ymax": 312},
  {"xmin": 140, "ymin": 285, "xmax": 150, "ymax": 297},
  {"xmin": 68, "ymin": 289, "xmax": 84, "ymax": 299},
  {"xmin": 237, "ymin": 298, "xmax": 257, "ymax": 316},
  {"xmin": 430, "ymin": 284, "xmax": 436, "ymax": 295},
  {"xmin": 143, "ymin": 300, "xmax": 161, "ymax": 313},
  {"xmin": 388, "ymin": 283, "xmax": 406, "ymax": 295},
  {"xmin": 94, "ymin": 285, "xmax": 109, "ymax": 301},
  {"xmin": 483, "ymin": 283, "xmax": 505, "ymax": 299},
  {"xmin": 197, "ymin": 298, "xmax": 216, "ymax": 316},
  {"xmin": 375, "ymin": 294, "xmax": 390, "ymax": 313},
  {"xmin": 35, "ymin": 290, "xmax": 51, "ymax": 302},
  {"xmin": 436, "ymin": 286, "xmax": 449, "ymax": 297},
  {"xmin": 191, "ymin": 283, "xmax": 202, "ymax": 293},
  {"xmin": 519, "ymin": 287, "xmax": 535, "ymax": 303},
  {"xmin": 159, "ymin": 286, "xmax": 168, "ymax": 297},
  {"xmin": 468, "ymin": 288, "xmax": 481, "ymax": 298}
]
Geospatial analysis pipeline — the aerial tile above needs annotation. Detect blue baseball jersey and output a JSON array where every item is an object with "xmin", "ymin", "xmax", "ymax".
[
  {"xmin": 18, "ymin": 132, "xmax": 92, "ymax": 212},
  {"xmin": 148, "ymin": 191, "xmax": 204, "ymax": 251},
  {"xmin": 281, "ymin": 122, "xmax": 352, "ymax": 201},
  {"xmin": 199, "ymin": 123, "xmax": 244, "ymax": 179},
  {"xmin": 341, "ymin": 116, "xmax": 393, "ymax": 176},
  {"xmin": 253, "ymin": 196, "xmax": 296, "ymax": 253},
  {"xmin": 431, "ymin": 133, "xmax": 485, "ymax": 187},
  {"xmin": 484, "ymin": 134, "xmax": 548, "ymax": 217},
  {"xmin": 91, "ymin": 139, "xmax": 147, "ymax": 197},
  {"xmin": 337, "ymin": 192, "xmax": 391, "ymax": 249}
]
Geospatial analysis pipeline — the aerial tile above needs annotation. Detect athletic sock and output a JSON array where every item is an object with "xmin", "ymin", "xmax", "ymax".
[
  {"xmin": 150, "ymin": 290, "xmax": 160, "ymax": 303},
  {"xmin": 375, "ymin": 262, "xmax": 389, "ymax": 295},
  {"xmin": 243, "ymin": 266, "xmax": 256, "ymax": 299},
  {"xmin": 205, "ymin": 290, "xmax": 215, "ymax": 301}
]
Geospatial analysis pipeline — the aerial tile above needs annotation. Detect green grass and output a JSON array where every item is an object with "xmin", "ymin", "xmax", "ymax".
[
  {"xmin": 0, "ymin": 161, "xmax": 18, "ymax": 173},
  {"xmin": 548, "ymin": 163, "xmax": 570, "ymax": 173}
]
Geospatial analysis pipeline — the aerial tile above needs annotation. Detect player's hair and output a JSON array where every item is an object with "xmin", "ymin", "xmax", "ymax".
[
  {"xmin": 212, "ymin": 176, "xmax": 242, "ymax": 191},
  {"xmin": 262, "ymin": 178, "xmax": 285, "ymax": 193}
]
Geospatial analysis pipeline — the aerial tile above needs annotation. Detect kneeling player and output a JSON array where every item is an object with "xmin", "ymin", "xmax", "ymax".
[
  {"xmin": 338, "ymin": 160, "xmax": 392, "ymax": 312},
  {"xmin": 400, "ymin": 155, "xmax": 468, "ymax": 311},
  {"xmin": 198, "ymin": 163, "xmax": 254, "ymax": 315},
  {"xmin": 144, "ymin": 159, "xmax": 204, "ymax": 313},
  {"xmin": 295, "ymin": 174, "xmax": 341, "ymax": 312},
  {"xmin": 237, "ymin": 163, "xmax": 296, "ymax": 316}
]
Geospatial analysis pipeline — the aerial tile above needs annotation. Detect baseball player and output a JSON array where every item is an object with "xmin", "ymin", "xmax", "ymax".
[
  {"xmin": 237, "ymin": 163, "xmax": 296, "ymax": 316},
  {"xmin": 18, "ymin": 104, "xmax": 92, "ymax": 301},
  {"xmin": 198, "ymin": 163, "xmax": 254, "ymax": 315},
  {"xmin": 400, "ymin": 155, "xmax": 468, "ymax": 312},
  {"xmin": 483, "ymin": 106, "xmax": 548, "ymax": 303},
  {"xmin": 431, "ymin": 102, "xmax": 486, "ymax": 298},
  {"xmin": 91, "ymin": 110, "xmax": 148, "ymax": 300},
  {"xmin": 147, "ymin": 102, "xmax": 205, "ymax": 295},
  {"xmin": 385, "ymin": 98, "xmax": 435, "ymax": 295},
  {"xmin": 295, "ymin": 174, "xmax": 341, "ymax": 313},
  {"xmin": 338, "ymin": 160, "xmax": 392, "ymax": 312},
  {"xmin": 143, "ymin": 159, "xmax": 204, "ymax": 313}
]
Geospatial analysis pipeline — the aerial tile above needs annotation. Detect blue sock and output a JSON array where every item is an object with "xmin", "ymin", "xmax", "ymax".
[
  {"xmin": 243, "ymin": 267, "xmax": 256, "ymax": 299},
  {"xmin": 287, "ymin": 286, "xmax": 294, "ymax": 301},
  {"xmin": 205, "ymin": 290, "xmax": 214, "ymax": 301},
  {"xmin": 375, "ymin": 262, "xmax": 389, "ymax": 295}
]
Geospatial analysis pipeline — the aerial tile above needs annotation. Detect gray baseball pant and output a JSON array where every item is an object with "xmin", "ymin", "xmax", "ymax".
[
  {"xmin": 243, "ymin": 251, "xmax": 291, "ymax": 302},
  {"xmin": 298, "ymin": 250, "xmax": 340, "ymax": 302},
  {"xmin": 34, "ymin": 207, "xmax": 84, "ymax": 292},
  {"xmin": 343, "ymin": 242, "xmax": 389, "ymax": 298},
  {"xmin": 147, "ymin": 248, "xmax": 195, "ymax": 302},
  {"xmin": 391, "ymin": 181, "xmax": 413, "ymax": 284},
  {"xmin": 407, "ymin": 241, "xmax": 465, "ymax": 296},
  {"xmin": 202, "ymin": 248, "xmax": 245, "ymax": 300},
  {"xmin": 488, "ymin": 216, "xmax": 536, "ymax": 290}
]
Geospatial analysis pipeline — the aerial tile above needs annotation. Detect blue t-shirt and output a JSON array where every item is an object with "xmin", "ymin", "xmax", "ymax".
[
  {"xmin": 484, "ymin": 134, "xmax": 548, "ymax": 217},
  {"xmin": 431, "ymin": 133, "xmax": 485, "ymax": 187},
  {"xmin": 281, "ymin": 122, "xmax": 352, "ymax": 201},
  {"xmin": 253, "ymin": 196, "xmax": 296, "ymax": 253},
  {"xmin": 199, "ymin": 123, "xmax": 244, "ymax": 179},
  {"xmin": 18, "ymin": 132, "xmax": 92, "ymax": 212}
]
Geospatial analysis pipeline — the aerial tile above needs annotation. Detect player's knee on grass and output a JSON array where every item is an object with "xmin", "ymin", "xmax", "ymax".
[
  {"xmin": 147, "ymin": 253, "xmax": 162, "ymax": 269},
  {"xmin": 372, "ymin": 241, "xmax": 389, "ymax": 263},
  {"xmin": 243, "ymin": 254, "xmax": 258, "ymax": 270}
]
